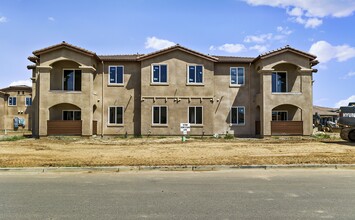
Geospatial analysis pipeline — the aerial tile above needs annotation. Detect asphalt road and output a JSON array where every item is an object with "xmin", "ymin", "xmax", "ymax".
[{"xmin": 0, "ymin": 169, "xmax": 355, "ymax": 219}]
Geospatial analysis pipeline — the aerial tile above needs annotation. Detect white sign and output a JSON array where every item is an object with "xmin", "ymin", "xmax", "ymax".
[{"xmin": 180, "ymin": 123, "xmax": 191, "ymax": 132}]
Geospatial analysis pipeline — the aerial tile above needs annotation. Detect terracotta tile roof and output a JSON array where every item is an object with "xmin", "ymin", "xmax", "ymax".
[
  {"xmin": 99, "ymin": 54, "xmax": 142, "ymax": 61},
  {"xmin": 258, "ymin": 45, "xmax": 317, "ymax": 60},
  {"xmin": 0, "ymin": 85, "xmax": 32, "ymax": 92},
  {"xmin": 313, "ymin": 105, "xmax": 339, "ymax": 116},
  {"xmin": 33, "ymin": 41, "xmax": 97, "ymax": 57},
  {"xmin": 137, "ymin": 44, "xmax": 218, "ymax": 62},
  {"xmin": 213, "ymin": 55, "xmax": 255, "ymax": 63}
]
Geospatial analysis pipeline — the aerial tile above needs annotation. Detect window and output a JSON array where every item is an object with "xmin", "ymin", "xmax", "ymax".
[
  {"xmin": 25, "ymin": 97, "xmax": 32, "ymax": 106},
  {"xmin": 231, "ymin": 106, "xmax": 245, "ymax": 125},
  {"xmin": 109, "ymin": 107, "xmax": 124, "ymax": 125},
  {"xmin": 188, "ymin": 106, "xmax": 203, "ymax": 124},
  {"xmin": 109, "ymin": 66, "xmax": 124, "ymax": 85},
  {"xmin": 272, "ymin": 111, "xmax": 288, "ymax": 121},
  {"xmin": 8, "ymin": 97, "xmax": 17, "ymax": 106},
  {"xmin": 152, "ymin": 64, "xmax": 167, "ymax": 83},
  {"xmin": 63, "ymin": 70, "xmax": 81, "ymax": 91},
  {"xmin": 188, "ymin": 65, "xmax": 203, "ymax": 84},
  {"xmin": 63, "ymin": 111, "xmax": 81, "ymax": 120},
  {"xmin": 230, "ymin": 67, "xmax": 245, "ymax": 85},
  {"xmin": 272, "ymin": 72, "xmax": 287, "ymax": 93},
  {"xmin": 152, "ymin": 106, "xmax": 168, "ymax": 125}
]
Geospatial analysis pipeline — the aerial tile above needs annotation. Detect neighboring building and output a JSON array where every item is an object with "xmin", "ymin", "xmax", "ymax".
[
  {"xmin": 28, "ymin": 42, "xmax": 318, "ymax": 137},
  {"xmin": 0, "ymin": 85, "xmax": 32, "ymax": 132},
  {"xmin": 313, "ymin": 105, "xmax": 339, "ymax": 126}
]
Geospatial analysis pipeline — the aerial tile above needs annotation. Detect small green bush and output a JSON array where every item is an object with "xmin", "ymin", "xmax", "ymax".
[
  {"xmin": 312, "ymin": 133, "xmax": 331, "ymax": 139},
  {"xmin": 224, "ymin": 134, "xmax": 234, "ymax": 139}
]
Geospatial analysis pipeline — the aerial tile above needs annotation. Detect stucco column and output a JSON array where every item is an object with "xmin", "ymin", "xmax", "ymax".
[
  {"xmin": 37, "ymin": 66, "xmax": 52, "ymax": 136},
  {"xmin": 298, "ymin": 69, "xmax": 313, "ymax": 135},
  {"xmin": 80, "ymin": 66, "xmax": 96, "ymax": 136},
  {"xmin": 259, "ymin": 69, "xmax": 273, "ymax": 136}
]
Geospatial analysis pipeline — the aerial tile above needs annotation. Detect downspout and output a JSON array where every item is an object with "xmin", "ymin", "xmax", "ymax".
[{"xmin": 101, "ymin": 60, "xmax": 104, "ymax": 137}]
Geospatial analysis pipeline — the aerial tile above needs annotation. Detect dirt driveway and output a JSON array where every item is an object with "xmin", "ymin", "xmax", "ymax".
[{"xmin": 0, "ymin": 136, "xmax": 354, "ymax": 167}]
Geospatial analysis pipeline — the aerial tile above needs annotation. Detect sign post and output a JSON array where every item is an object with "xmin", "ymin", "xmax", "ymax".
[{"xmin": 180, "ymin": 123, "xmax": 190, "ymax": 142}]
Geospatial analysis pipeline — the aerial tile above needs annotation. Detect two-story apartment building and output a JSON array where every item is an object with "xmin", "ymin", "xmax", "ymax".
[
  {"xmin": 0, "ymin": 85, "xmax": 32, "ymax": 132},
  {"xmin": 28, "ymin": 42, "xmax": 318, "ymax": 137}
]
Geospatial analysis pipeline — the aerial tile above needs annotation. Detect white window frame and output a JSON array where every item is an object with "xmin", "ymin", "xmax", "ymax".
[
  {"xmin": 188, "ymin": 106, "xmax": 203, "ymax": 125},
  {"xmin": 62, "ymin": 69, "xmax": 82, "ymax": 91},
  {"xmin": 230, "ymin": 106, "xmax": 246, "ymax": 125},
  {"xmin": 8, "ymin": 96, "xmax": 17, "ymax": 106},
  {"xmin": 272, "ymin": 71, "xmax": 288, "ymax": 93},
  {"xmin": 25, "ymin": 97, "xmax": 32, "ymax": 106},
  {"xmin": 152, "ymin": 106, "xmax": 168, "ymax": 125},
  {"xmin": 151, "ymin": 64, "xmax": 168, "ymax": 84},
  {"xmin": 272, "ymin": 111, "xmax": 288, "ymax": 121},
  {"xmin": 108, "ymin": 106, "xmax": 124, "ymax": 125},
  {"xmin": 230, "ymin": 67, "xmax": 245, "ymax": 86},
  {"xmin": 187, "ymin": 64, "xmax": 204, "ymax": 84},
  {"xmin": 108, "ymin": 65, "xmax": 124, "ymax": 85},
  {"xmin": 62, "ymin": 110, "xmax": 81, "ymax": 120}
]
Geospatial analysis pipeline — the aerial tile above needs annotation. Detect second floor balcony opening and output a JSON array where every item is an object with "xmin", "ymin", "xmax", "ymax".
[
  {"xmin": 63, "ymin": 69, "xmax": 81, "ymax": 91},
  {"xmin": 271, "ymin": 63, "xmax": 301, "ymax": 94}
]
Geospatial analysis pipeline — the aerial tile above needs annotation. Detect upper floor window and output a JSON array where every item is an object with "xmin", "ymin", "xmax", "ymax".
[
  {"xmin": 25, "ymin": 97, "xmax": 32, "ymax": 106},
  {"xmin": 109, "ymin": 106, "xmax": 124, "ymax": 125},
  {"xmin": 230, "ymin": 67, "xmax": 245, "ymax": 85},
  {"xmin": 63, "ymin": 110, "xmax": 81, "ymax": 120},
  {"xmin": 8, "ymin": 97, "xmax": 17, "ymax": 106},
  {"xmin": 188, "ymin": 106, "xmax": 203, "ymax": 125},
  {"xmin": 272, "ymin": 72, "xmax": 287, "ymax": 93},
  {"xmin": 63, "ymin": 69, "xmax": 81, "ymax": 91},
  {"xmin": 231, "ymin": 106, "xmax": 245, "ymax": 125},
  {"xmin": 152, "ymin": 106, "xmax": 168, "ymax": 125},
  {"xmin": 152, "ymin": 64, "xmax": 167, "ymax": 83},
  {"xmin": 109, "ymin": 66, "xmax": 124, "ymax": 85},
  {"xmin": 272, "ymin": 111, "xmax": 288, "ymax": 121},
  {"xmin": 188, "ymin": 65, "xmax": 203, "ymax": 84}
]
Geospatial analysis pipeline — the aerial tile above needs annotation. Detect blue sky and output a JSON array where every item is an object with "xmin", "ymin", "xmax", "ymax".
[{"xmin": 0, "ymin": 0, "xmax": 354, "ymax": 107}]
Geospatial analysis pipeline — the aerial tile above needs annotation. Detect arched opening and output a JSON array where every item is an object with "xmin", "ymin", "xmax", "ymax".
[
  {"xmin": 47, "ymin": 103, "xmax": 82, "ymax": 135},
  {"xmin": 271, "ymin": 63, "xmax": 301, "ymax": 93},
  {"xmin": 49, "ymin": 60, "xmax": 82, "ymax": 91},
  {"xmin": 271, "ymin": 104, "xmax": 303, "ymax": 135}
]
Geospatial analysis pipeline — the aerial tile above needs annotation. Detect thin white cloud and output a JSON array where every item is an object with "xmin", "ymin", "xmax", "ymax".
[
  {"xmin": 309, "ymin": 41, "xmax": 355, "ymax": 63},
  {"xmin": 341, "ymin": 71, "xmax": 355, "ymax": 79},
  {"xmin": 145, "ymin": 37, "xmax": 175, "ymax": 50},
  {"xmin": 244, "ymin": 33, "xmax": 273, "ymax": 43},
  {"xmin": 335, "ymin": 95, "xmax": 355, "ymax": 108},
  {"xmin": 9, "ymin": 80, "xmax": 32, "ymax": 87},
  {"xmin": 0, "ymin": 16, "xmax": 7, "ymax": 23},
  {"xmin": 243, "ymin": 0, "xmax": 355, "ymax": 28},
  {"xmin": 48, "ymin": 17, "xmax": 55, "ymax": 21},
  {"xmin": 249, "ymin": 44, "xmax": 268, "ymax": 53},
  {"xmin": 216, "ymin": 44, "xmax": 247, "ymax": 53},
  {"xmin": 276, "ymin": 26, "xmax": 293, "ymax": 35}
]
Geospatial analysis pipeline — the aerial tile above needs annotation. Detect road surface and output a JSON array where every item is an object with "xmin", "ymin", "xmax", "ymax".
[{"xmin": 0, "ymin": 169, "xmax": 355, "ymax": 219}]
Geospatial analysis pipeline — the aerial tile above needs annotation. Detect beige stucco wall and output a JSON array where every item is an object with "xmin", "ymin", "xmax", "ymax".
[{"xmin": 140, "ymin": 50, "xmax": 215, "ymax": 136}]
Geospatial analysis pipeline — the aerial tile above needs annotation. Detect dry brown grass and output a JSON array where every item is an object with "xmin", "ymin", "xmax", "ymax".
[{"xmin": 0, "ymin": 136, "xmax": 354, "ymax": 167}]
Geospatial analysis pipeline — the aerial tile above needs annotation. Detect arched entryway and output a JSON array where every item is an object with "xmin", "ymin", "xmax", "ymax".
[
  {"xmin": 47, "ymin": 103, "xmax": 82, "ymax": 135},
  {"xmin": 271, "ymin": 104, "xmax": 303, "ymax": 135}
]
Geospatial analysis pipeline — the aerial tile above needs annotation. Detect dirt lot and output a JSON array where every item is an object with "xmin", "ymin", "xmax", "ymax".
[{"xmin": 0, "ymin": 136, "xmax": 354, "ymax": 167}]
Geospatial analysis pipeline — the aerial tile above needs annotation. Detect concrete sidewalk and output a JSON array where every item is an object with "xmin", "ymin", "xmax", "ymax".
[{"xmin": 1, "ymin": 164, "xmax": 355, "ymax": 173}]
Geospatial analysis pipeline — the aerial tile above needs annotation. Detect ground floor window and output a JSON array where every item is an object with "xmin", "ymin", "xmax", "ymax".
[
  {"xmin": 231, "ymin": 106, "xmax": 245, "ymax": 125},
  {"xmin": 152, "ymin": 106, "xmax": 168, "ymax": 125},
  {"xmin": 109, "ymin": 107, "xmax": 124, "ymax": 125},
  {"xmin": 63, "ymin": 110, "xmax": 81, "ymax": 120},
  {"xmin": 188, "ymin": 106, "xmax": 203, "ymax": 124},
  {"xmin": 272, "ymin": 111, "xmax": 288, "ymax": 121}
]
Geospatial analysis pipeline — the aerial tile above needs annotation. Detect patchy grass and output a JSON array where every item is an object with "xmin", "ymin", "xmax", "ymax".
[{"xmin": 0, "ymin": 135, "xmax": 26, "ymax": 142}]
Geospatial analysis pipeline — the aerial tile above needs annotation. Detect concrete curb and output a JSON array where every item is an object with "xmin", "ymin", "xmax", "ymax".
[{"xmin": 1, "ymin": 164, "xmax": 355, "ymax": 173}]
